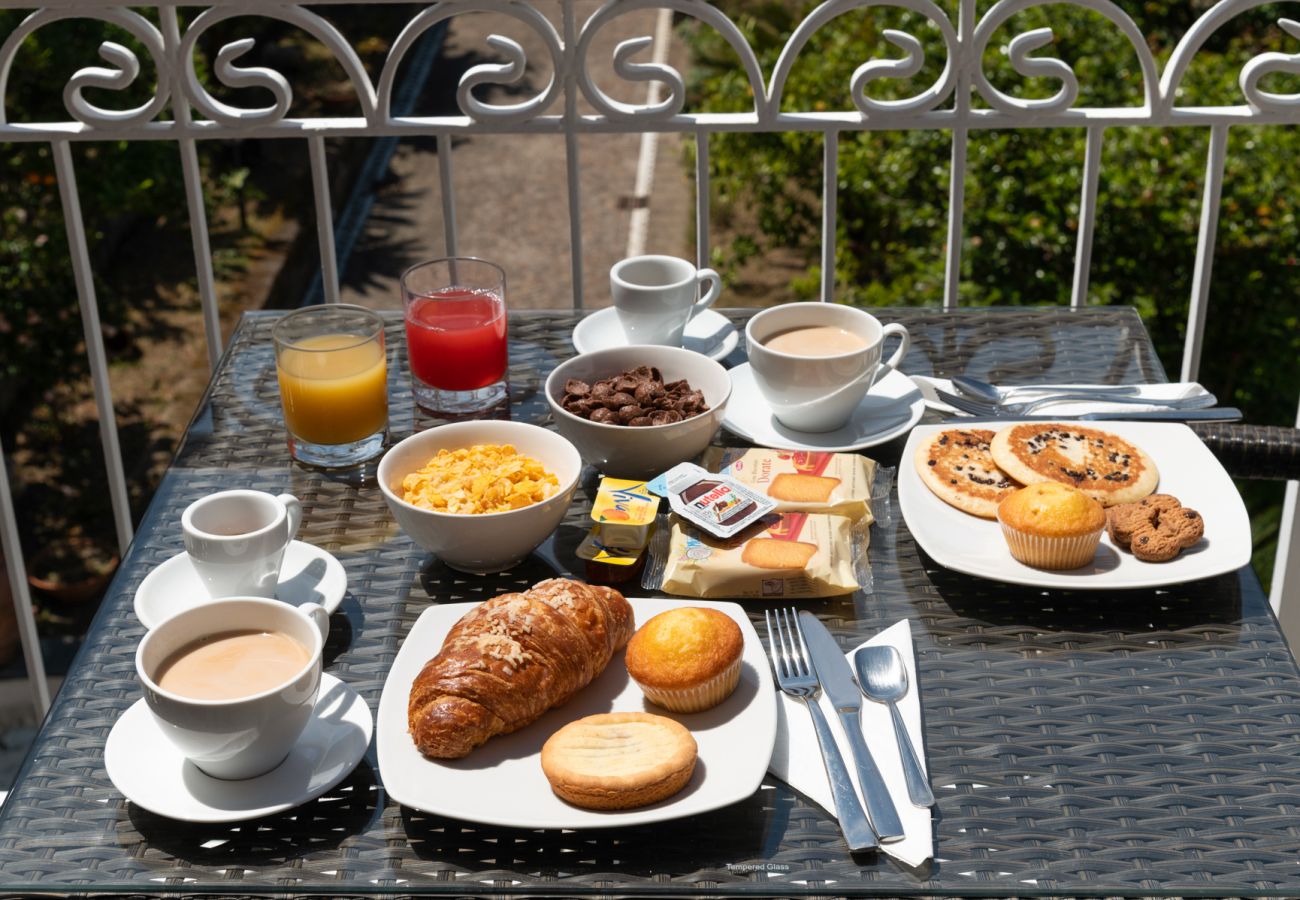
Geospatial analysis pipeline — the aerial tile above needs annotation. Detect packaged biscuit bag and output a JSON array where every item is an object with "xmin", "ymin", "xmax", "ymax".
[
  {"xmin": 700, "ymin": 448, "xmax": 880, "ymax": 524},
  {"xmin": 645, "ymin": 511, "xmax": 869, "ymax": 599}
]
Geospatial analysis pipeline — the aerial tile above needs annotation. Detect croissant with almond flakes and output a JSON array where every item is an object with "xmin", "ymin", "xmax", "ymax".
[{"xmin": 407, "ymin": 579, "xmax": 635, "ymax": 759}]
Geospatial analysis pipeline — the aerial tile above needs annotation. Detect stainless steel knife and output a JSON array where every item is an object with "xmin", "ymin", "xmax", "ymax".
[
  {"xmin": 941, "ymin": 408, "xmax": 1244, "ymax": 423},
  {"xmin": 798, "ymin": 612, "xmax": 905, "ymax": 842}
]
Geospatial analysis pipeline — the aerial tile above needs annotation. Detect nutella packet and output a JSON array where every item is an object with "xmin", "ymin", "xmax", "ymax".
[
  {"xmin": 647, "ymin": 463, "xmax": 776, "ymax": 539},
  {"xmin": 701, "ymin": 448, "xmax": 880, "ymax": 524},
  {"xmin": 643, "ymin": 511, "xmax": 870, "ymax": 599}
]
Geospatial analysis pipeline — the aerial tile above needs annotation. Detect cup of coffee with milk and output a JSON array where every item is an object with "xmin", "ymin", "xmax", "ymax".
[
  {"xmin": 136, "ymin": 596, "xmax": 329, "ymax": 779},
  {"xmin": 745, "ymin": 303, "xmax": 910, "ymax": 432}
]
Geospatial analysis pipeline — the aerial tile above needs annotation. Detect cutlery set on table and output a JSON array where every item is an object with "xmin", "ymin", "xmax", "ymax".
[{"xmin": 912, "ymin": 374, "xmax": 1242, "ymax": 421}]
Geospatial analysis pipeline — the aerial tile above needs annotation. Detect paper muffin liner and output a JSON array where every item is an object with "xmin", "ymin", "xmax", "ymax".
[
  {"xmin": 998, "ymin": 520, "xmax": 1103, "ymax": 570},
  {"xmin": 634, "ymin": 655, "xmax": 742, "ymax": 713}
]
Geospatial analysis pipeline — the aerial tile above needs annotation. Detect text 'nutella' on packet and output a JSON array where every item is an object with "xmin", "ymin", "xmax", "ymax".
[
  {"xmin": 701, "ymin": 448, "xmax": 878, "ymax": 524},
  {"xmin": 647, "ymin": 463, "xmax": 776, "ymax": 539},
  {"xmin": 655, "ymin": 512, "xmax": 864, "ymax": 599}
]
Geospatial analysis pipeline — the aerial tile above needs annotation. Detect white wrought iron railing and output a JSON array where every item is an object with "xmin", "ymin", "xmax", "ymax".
[{"xmin": 1, "ymin": 0, "xmax": 1299, "ymax": 716}]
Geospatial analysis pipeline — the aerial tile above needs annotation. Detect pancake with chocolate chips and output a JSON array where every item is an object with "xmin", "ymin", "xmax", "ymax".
[
  {"xmin": 989, "ymin": 423, "xmax": 1158, "ymax": 507},
  {"xmin": 915, "ymin": 428, "xmax": 1022, "ymax": 518}
]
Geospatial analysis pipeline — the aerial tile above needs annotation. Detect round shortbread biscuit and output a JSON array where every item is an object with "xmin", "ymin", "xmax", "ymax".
[
  {"xmin": 990, "ymin": 423, "xmax": 1158, "ymax": 507},
  {"xmin": 914, "ymin": 428, "xmax": 1021, "ymax": 518},
  {"xmin": 540, "ymin": 712, "xmax": 697, "ymax": 810}
]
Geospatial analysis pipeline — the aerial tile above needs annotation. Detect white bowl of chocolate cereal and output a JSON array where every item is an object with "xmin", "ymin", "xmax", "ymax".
[{"xmin": 545, "ymin": 345, "xmax": 731, "ymax": 480}]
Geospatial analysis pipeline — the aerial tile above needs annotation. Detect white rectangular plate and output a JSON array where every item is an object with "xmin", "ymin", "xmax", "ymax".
[
  {"xmin": 377, "ymin": 597, "xmax": 776, "ymax": 829},
  {"xmin": 897, "ymin": 421, "xmax": 1252, "ymax": 589}
]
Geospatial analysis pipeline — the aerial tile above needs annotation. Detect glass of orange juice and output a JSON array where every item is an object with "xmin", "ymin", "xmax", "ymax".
[{"xmin": 273, "ymin": 305, "xmax": 388, "ymax": 468}]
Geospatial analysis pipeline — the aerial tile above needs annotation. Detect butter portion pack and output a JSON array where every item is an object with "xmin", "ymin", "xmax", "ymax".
[{"xmin": 701, "ymin": 448, "xmax": 877, "ymax": 524}]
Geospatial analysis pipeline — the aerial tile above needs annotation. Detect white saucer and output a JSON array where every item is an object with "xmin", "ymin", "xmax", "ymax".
[
  {"xmin": 104, "ymin": 673, "xmax": 372, "ymax": 823},
  {"xmin": 134, "ymin": 540, "xmax": 347, "ymax": 630},
  {"xmin": 572, "ymin": 307, "xmax": 739, "ymax": 361},
  {"xmin": 722, "ymin": 364, "xmax": 925, "ymax": 452}
]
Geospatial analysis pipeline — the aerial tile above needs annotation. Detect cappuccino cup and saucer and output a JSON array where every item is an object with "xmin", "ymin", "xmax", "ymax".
[
  {"xmin": 133, "ymin": 489, "xmax": 347, "ymax": 630},
  {"xmin": 570, "ymin": 255, "xmax": 740, "ymax": 361},
  {"xmin": 111, "ymin": 490, "xmax": 370, "ymax": 820},
  {"xmin": 105, "ymin": 595, "xmax": 372, "ymax": 820},
  {"xmin": 723, "ymin": 303, "xmax": 925, "ymax": 451}
]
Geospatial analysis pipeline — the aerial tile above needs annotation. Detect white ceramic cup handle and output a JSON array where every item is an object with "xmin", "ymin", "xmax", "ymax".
[
  {"xmin": 277, "ymin": 493, "xmax": 303, "ymax": 542},
  {"xmin": 690, "ymin": 268, "xmax": 722, "ymax": 319},
  {"xmin": 867, "ymin": 323, "xmax": 911, "ymax": 392},
  {"xmin": 298, "ymin": 600, "xmax": 330, "ymax": 642}
]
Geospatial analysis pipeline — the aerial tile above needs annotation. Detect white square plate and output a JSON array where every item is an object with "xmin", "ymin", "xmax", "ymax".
[
  {"xmin": 377, "ymin": 597, "xmax": 776, "ymax": 829},
  {"xmin": 897, "ymin": 421, "xmax": 1252, "ymax": 589}
]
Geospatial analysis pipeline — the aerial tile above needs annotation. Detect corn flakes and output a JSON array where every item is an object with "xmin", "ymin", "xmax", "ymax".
[{"xmin": 402, "ymin": 444, "xmax": 559, "ymax": 514}]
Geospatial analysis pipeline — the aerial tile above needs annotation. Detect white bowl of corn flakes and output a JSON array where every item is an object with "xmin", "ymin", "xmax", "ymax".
[{"xmin": 377, "ymin": 421, "xmax": 581, "ymax": 573}]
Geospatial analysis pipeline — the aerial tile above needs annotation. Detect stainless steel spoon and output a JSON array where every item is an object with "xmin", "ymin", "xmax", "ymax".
[
  {"xmin": 951, "ymin": 374, "xmax": 1140, "ymax": 404},
  {"xmin": 854, "ymin": 646, "xmax": 935, "ymax": 808}
]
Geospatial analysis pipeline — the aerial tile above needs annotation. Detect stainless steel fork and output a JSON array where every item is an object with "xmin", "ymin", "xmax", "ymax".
[{"xmin": 765, "ymin": 608, "xmax": 878, "ymax": 852}]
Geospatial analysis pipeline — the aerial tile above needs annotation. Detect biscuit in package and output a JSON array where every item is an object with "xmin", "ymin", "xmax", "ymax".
[
  {"xmin": 645, "ymin": 511, "xmax": 869, "ymax": 599},
  {"xmin": 701, "ymin": 448, "xmax": 879, "ymax": 524}
]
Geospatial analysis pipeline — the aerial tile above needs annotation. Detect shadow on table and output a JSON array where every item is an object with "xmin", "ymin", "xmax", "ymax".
[
  {"xmin": 916, "ymin": 547, "xmax": 1247, "ymax": 638},
  {"xmin": 398, "ymin": 789, "xmax": 780, "ymax": 878},
  {"xmin": 415, "ymin": 524, "xmax": 589, "ymax": 602},
  {"xmin": 126, "ymin": 760, "xmax": 380, "ymax": 865}
]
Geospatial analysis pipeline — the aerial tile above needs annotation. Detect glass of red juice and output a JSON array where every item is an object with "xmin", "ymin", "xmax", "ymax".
[{"xmin": 400, "ymin": 258, "xmax": 509, "ymax": 415}]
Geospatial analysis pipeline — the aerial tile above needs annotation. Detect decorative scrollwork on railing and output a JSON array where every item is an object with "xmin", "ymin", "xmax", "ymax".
[
  {"xmin": 378, "ymin": 1, "xmax": 562, "ymax": 124},
  {"xmin": 179, "ymin": 5, "xmax": 378, "ymax": 128},
  {"xmin": 1240, "ymin": 18, "xmax": 1300, "ymax": 111},
  {"xmin": 576, "ymin": 0, "xmax": 765, "ymax": 120},
  {"xmin": 5, "ymin": 0, "xmax": 1300, "ymax": 137},
  {"xmin": 0, "ymin": 8, "xmax": 168, "ymax": 128},
  {"xmin": 771, "ymin": 0, "xmax": 958, "ymax": 119},
  {"xmin": 971, "ymin": 0, "xmax": 1158, "ymax": 115},
  {"xmin": 976, "ymin": 26, "xmax": 1078, "ymax": 114},
  {"xmin": 850, "ymin": 27, "xmax": 953, "ymax": 115},
  {"xmin": 1159, "ymin": 0, "xmax": 1297, "ymax": 112}
]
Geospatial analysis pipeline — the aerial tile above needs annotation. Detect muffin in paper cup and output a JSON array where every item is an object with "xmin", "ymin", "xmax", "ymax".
[
  {"xmin": 634, "ymin": 655, "xmax": 742, "ymax": 713},
  {"xmin": 997, "ymin": 521, "xmax": 1104, "ymax": 569},
  {"xmin": 625, "ymin": 607, "xmax": 744, "ymax": 713},
  {"xmin": 997, "ymin": 482, "xmax": 1106, "ymax": 570}
]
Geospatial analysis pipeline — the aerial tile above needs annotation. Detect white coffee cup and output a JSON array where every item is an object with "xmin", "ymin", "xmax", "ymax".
[
  {"xmin": 745, "ymin": 303, "xmax": 911, "ymax": 433},
  {"xmin": 182, "ymin": 490, "xmax": 302, "ymax": 599},
  {"xmin": 610, "ymin": 255, "xmax": 722, "ymax": 346},
  {"xmin": 136, "ymin": 596, "xmax": 330, "ymax": 780}
]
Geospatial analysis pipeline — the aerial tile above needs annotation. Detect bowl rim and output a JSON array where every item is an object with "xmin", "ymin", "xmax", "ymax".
[
  {"xmin": 544, "ymin": 345, "xmax": 732, "ymax": 434},
  {"xmin": 377, "ymin": 421, "xmax": 581, "ymax": 520}
]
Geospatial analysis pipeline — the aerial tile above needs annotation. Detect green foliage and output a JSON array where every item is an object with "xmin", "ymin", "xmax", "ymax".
[
  {"xmin": 686, "ymin": 0, "xmax": 1300, "ymax": 582},
  {"xmin": 0, "ymin": 7, "xmax": 391, "ymax": 425},
  {"xmin": 0, "ymin": 13, "xmax": 191, "ymax": 420}
]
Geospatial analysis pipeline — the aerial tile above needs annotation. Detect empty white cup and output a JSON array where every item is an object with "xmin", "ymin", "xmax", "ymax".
[
  {"xmin": 182, "ymin": 490, "xmax": 303, "ymax": 599},
  {"xmin": 610, "ymin": 255, "xmax": 722, "ymax": 346},
  {"xmin": 136, "ymin": 596, "xmax": 329, "ymax": 780},
  {"xmin": 745, "ymin": 303, "xmax": 910, "ymax": 433}
]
